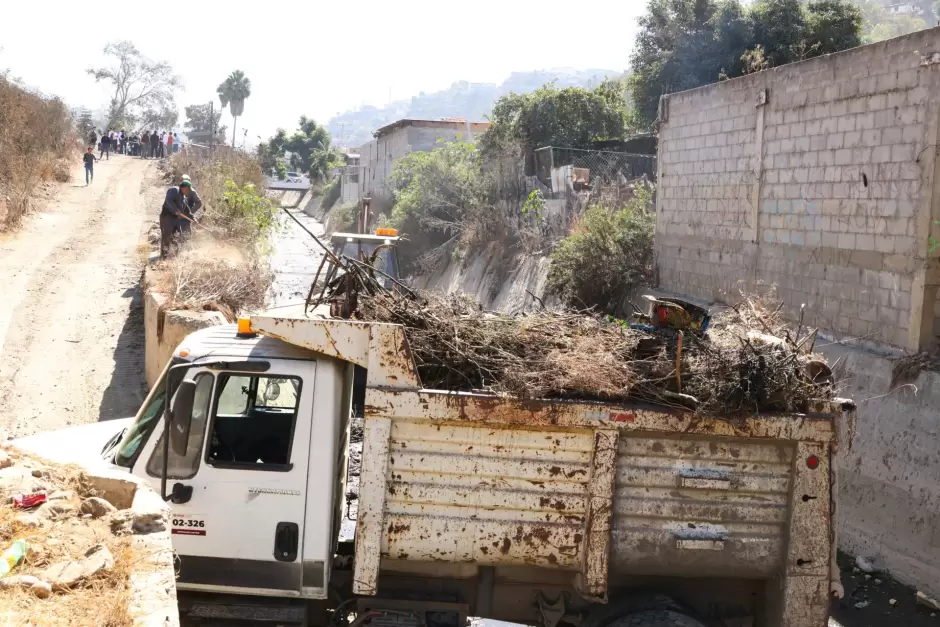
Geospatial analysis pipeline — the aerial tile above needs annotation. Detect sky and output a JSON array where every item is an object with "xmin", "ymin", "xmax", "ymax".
[{"xmin": 0, "ymin": 0, "xmax": 644, "ymax": 143}]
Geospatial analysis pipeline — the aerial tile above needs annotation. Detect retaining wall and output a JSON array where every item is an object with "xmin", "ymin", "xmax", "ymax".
[
  {"xmin": 655, "ymin": 27, "xmax": 940, "ymax": 351},
  {"xmin": 142, "ymin": 270, "xmax": 226, "ymax": 389},
  {"xmin": 820, "ymin": 343, "xmax": 940, "ymax": 597}
]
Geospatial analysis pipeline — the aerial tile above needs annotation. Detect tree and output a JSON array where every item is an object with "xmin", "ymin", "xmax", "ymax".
[
  {"xmin": 858, "ymin": 0, "xmax": 927, "ymax": 42},
  {"xmin": 804, "ymin": 0, "xmax": 863, "ymax": 56},
  {"xmin": 286, "ymin": 117, "xmax": 339, "ymax": 183},
  {"xmin": 184, "ymin": 104, "xmax": 226, "ymax": 141},
  {"xmin": 137, "ymin": 105, "xmax": 178, "ymax": 133},
  {"xmin": 87, "ymin": 41, "xmax": 180, "ymax": 130},
  {"xmin": 217, "ymin": 70, "xmax": 251, "ymax": 148},
  {"xmin": 628, "ymin": 0, "xmax": 864, "ymax": 126},
  {"xmin": 75, "ymin": 108, "xmax": 95, "ymax": 138},
  {"xmin": 388, "ymin": 141, "xmax": 497, "ymax": 272},
  {"xmin": 749, "ymin": 0, "xmax": 806, "ymax": 66},
  {"xmin": 480, "ymin": 80, "xmax": 629, "ymax": 157}
]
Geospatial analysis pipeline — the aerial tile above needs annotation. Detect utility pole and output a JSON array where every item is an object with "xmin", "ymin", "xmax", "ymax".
[{"xmin": 209, "ymin": 101, "xmax": 215, "ymax": 155}]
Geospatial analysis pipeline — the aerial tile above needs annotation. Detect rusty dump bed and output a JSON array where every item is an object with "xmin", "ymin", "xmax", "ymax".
[{"xmin": 250, "ymin": 316, "xmax": 849, "ymax": 614}]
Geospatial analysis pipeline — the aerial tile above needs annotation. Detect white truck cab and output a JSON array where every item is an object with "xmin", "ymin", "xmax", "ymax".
[{"xmin": 105, "ymin": 323, "xmax": 349, "ymax": 599}]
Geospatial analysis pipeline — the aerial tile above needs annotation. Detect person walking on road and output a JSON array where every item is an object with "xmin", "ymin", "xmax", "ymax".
[
  {"xmin": 150, "ymin": 131, "xmax": 160, "ymax": 159},
  {"xmin": 99, "ymin": 129, "xmax": 111, "ymax": 160},
  {"xmin": 160, "ymin": 180, "xmax": 196, "ymax": 258},
  {"xmin": 82, "ymin": 147, "xmax": 98, "ymax": 186},
  {"xmin": 88, "ymin": 129, "xmax": 98, "ymax": 149},
  {"xmin": 140, "ymin": 131, "xmax": 149, "ymax": 158}
]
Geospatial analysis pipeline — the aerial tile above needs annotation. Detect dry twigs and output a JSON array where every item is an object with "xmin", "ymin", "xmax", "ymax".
[{"xmin": 350, "ymin": 288, "xmax": 834, "ymax": 415}]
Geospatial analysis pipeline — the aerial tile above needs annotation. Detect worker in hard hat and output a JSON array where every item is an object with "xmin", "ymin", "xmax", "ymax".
[
  {"xmin": 177, "ymin": 175, "xmax": 203, "ymax": 239},
  {"xmin": 160, "ymin": 180, "xmax": 195, "ymax": 258}
]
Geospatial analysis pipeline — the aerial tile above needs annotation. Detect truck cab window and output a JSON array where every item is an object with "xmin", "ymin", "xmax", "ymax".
[
  {"xmin": 207, "ymin": 375, "xmax": 300, "ymax": 470},
  {"xmin": 146, "ymin": 372, "xmax": 214, "ymax": 479}
]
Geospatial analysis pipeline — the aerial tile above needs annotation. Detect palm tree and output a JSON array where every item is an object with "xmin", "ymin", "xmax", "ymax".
[{"xmin": 217, "ymin": 70, "xmax": 252, "ymax": 148}]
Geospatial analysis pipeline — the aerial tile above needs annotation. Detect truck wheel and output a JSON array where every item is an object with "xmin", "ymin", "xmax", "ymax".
[{"xmin": 608, "ymin": 610, "xmax": 706, "ymax": 627}]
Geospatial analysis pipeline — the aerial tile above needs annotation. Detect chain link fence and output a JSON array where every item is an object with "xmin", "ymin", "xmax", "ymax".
[{"xmin": 533, "ymin": 146, "xmax": 656, "ymax": 201}]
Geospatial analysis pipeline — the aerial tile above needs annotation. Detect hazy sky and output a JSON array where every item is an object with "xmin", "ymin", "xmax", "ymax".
[{"xmin": 1, "ymin": 0, "xmax": 644, "ymax": 141}]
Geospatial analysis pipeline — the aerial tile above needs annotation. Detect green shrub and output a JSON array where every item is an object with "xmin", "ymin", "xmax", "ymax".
[
  {"xmin": 200, "ymin": 180, "xmax": 278, "ymax": 248},
  {"xmin": 388, "ymin": 141, "xmax": 499, "ymax": 273},
  {"xmin": 547, "ymin": 188, "xmax": 654, "ymax": 314},
  {"xmin": 320, "ymin": 177, "xmax": 341, "ymax": 212},
  {"xmin": 326, "ymin": 202, "xmax": 358, "ymax": 234}
]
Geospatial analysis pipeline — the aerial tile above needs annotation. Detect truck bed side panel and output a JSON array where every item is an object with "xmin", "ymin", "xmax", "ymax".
[{"xmin": 382, "ymin": 420, "xmax": 593, "ymax": 569}]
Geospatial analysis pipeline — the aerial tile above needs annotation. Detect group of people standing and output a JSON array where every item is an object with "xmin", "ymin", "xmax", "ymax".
[
  {"xmin": 160, "ymin": 175, "xmax": 203, "ymax": 258},
  {"xmin": 139, "ymin": 131, "xmax": 179, "ymax": 159}
]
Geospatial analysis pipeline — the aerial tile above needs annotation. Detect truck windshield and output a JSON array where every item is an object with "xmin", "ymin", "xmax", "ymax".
[
  {"xmin": 331, "ymin": 239, "xmax": 399, "ymax": 287},
  {"xmin": 113, "ymin": 357, "xmax": 185, "ymax": 469}
]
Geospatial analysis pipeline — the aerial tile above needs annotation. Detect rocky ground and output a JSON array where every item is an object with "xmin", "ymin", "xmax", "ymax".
[{"xmin": 0, "ymin": 444, "xmax": 165, "ymax": 625}]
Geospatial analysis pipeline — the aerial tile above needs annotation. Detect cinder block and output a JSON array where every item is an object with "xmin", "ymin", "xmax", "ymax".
[
  {"xmin": 882, "ymin": 126, "xmax": 903, "ymax": 143},
  {"xmin": 826, "ymin": 133, "xmax": 845, "ymax": 150},
  {"xmin": 838, "ymin": 233, "xmax": 857, "ymax": 249},
  {"xmin": 891, "ymin": 144, "xmax": 915, "ymax": 162},
  {"xmin": 872, "ymin": 146, "xmax": 892, "ymax": 163},
  {"xmin": 837, "ymin": 116, "xmax": 856, "ymax": 133},
  {"xmin": 857, "ymin": 234, "xmax": 875, "ymax": 251}
]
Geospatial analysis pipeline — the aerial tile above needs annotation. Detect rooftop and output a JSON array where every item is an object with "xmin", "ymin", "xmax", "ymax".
[{"xmin": 373, "ymin": 118, "xmax": 491, "ymax": 138}]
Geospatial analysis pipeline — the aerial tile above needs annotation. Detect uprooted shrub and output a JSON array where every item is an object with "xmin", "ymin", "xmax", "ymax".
[
  {"xmin": 152, "ymin": 243, "xmax": 273, "ymax": 319},
  {"xmin": 547, "ymin": 186, "xmax": 655, "ymax": 315},
  {"xmin": 0, "ymin": 77, "xmax": 75, "ymax": 229},
  {"xmin": 201, "ymin": 180, "xmax": 278, "ymax": 248}
]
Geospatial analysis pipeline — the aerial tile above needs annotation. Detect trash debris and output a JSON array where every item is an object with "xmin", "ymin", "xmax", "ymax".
[
  {"xmin": 0, "ymin": 539, "xmax": 28, "ymax": 577},
  {"xmin": 874, "ymin": 578, "xmax": 882, "ymax": 584},
  {"xmin": 856, "ymin": 555, "xmax": 876, "ymax": 573},
  {"xmin": 889, "ymin": 598, "xmax": 898, "ymax": 606},
  {"xmin": 916, "ymin": 591, "xmax": 940, "ymax": 611},
  {"xmin": 854, "ymin": 600, "xmax": 870, "ymax": 609},
  {"xmin": 13, "ymin": 491, "xmax": 47, "ymax": 509}
]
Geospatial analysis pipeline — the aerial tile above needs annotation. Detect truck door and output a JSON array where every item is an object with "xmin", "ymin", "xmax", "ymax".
[{"xmin": 135, "ymin": 362, "xmax": 315, "ymax": 596}]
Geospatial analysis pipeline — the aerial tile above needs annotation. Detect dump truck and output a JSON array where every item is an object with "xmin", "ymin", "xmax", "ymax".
[{"xmin": 19, "ymin": 315, "xmax": 853, "ymax": 627}]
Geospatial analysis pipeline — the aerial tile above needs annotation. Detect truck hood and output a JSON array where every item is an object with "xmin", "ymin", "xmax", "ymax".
[{"xmin": 14, "ymin": 419, "xmax": 133, "ymax": 470}]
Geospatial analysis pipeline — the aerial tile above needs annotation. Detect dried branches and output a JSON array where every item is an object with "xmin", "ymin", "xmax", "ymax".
[{"xmin": 354, "ymin": 290, "xmax": 834, "ymax": 414}]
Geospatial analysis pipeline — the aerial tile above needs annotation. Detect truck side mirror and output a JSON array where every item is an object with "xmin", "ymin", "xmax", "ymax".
[{"xmin": 170, "ymin": 379, "xmax": 197, "ymax": 457}]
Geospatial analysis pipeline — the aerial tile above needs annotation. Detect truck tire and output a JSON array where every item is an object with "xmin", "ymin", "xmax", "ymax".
[{"xmin": 608, "ymin": 610, "xmax": 706, "ymax": 627}]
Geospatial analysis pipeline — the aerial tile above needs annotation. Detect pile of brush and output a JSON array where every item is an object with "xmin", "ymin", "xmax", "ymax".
[{"xmin": 354, "ymin": 289, "xmax": 833, "ymax": 415}]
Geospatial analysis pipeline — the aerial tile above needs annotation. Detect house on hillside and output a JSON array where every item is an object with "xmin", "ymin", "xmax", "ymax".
[{"xmin": 350, "ymin": 118, "xmax": 490, "ymax": 211}]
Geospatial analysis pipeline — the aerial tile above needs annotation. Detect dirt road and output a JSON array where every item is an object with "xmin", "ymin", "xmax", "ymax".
[{"xmin": 0, "ymin": 155, "xmax": 155, "ymax": 438}]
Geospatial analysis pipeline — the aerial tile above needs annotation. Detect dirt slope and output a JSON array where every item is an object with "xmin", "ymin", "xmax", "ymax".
[{"xmin": 0, "ymin": 155, "xmax": 156, "ymax": 438}]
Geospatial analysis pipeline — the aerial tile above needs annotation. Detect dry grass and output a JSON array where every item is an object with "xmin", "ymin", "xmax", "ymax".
[
  {"xmin": 151, "ymin": 240, "xmax": 273, "ymax": 320},
  {"xmin": 0, "ymin": 448, "xmax": 137, "ymax": 626},
  {"xmin": 355, "ymin": 289, "xmax": 833, "ymax": 415},
  {"xmin": 0, "ymin": 78, "xmax": 76, "ymax": 230},
  {"xmin": 161, "ymin": 146, "xmax": 263, "ymax": 211}
]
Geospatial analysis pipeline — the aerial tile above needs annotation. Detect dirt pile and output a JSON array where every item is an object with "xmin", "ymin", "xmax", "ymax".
[
  {"xmin": 355, "ymin": 290, "xmax": 834, "ymax": 414},
  {"xmin": 0, "ymin": 446, "xmax": 163, "ymax": 626}
]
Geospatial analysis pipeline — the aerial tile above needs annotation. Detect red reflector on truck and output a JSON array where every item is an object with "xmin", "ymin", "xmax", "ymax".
[{"xmin": 806, "ymin": 455, "xmax": 820, "ymax": 469}]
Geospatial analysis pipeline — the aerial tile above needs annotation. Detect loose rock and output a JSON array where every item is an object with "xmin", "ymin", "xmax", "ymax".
[
  {"xmin": 0, "ymin": 451, "xmax": 14, "ymax": 470},
  {"xmin": 889, "ymin": 598, "xmax": 898, "ymax": 606},
  {"xmin": 855, "ymin": 555, "xmax": 876, "ymax": 573},
  {"xmin": 0, "ymin": 574, "xmax": 40, "ymax": 590},
  {"xmin": 37, "ymin": 500, "xmax": 78, "ymax": 519},
  {"xmin": 80, "ymin": 497, "xmax": 117, "ymax": 519},
  {"xmin": 39, "ymin": 543, "xmax": 114, "ymax": 591},
  {"xmin": 109, "ymin": 507, "xmax": 167, "ymax": 536},
  {"xmin": 14, "ymin": 513, "xmax": 42, "ymax": 528},
  {"xmin": 29, "ymin": 579, "xmax": 52, "ymax": 599}
]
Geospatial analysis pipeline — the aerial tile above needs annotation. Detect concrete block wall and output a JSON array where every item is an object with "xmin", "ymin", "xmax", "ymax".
[{"xmin": 656, "ymin": 28, "xmax": 940, "ymax": 350}]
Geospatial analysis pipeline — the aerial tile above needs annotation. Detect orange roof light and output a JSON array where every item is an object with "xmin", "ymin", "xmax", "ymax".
[
  {"xmin": 375, "ymin": 227, "xmax": 398, "ymax": 237},
  {"xmin": 237, "ymin": 317, "xmax": 254, "ymax": 337}
]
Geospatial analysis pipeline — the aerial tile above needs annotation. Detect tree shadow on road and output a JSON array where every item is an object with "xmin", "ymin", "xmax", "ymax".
[{"xmin": 98, "ymin": 283, "xmax": 147, "ymax": 421}]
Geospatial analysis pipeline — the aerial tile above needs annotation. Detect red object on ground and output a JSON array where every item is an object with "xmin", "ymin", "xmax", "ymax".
[{"xmin": 13, "ymin": 492, "xmax": 47, "ymax": 508}]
